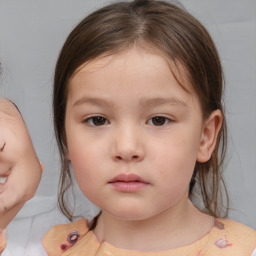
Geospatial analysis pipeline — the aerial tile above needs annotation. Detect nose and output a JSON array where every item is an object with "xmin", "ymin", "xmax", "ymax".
[{"xmin": 112, "ymin": 124, "xmax": 145, "ymax": 162}]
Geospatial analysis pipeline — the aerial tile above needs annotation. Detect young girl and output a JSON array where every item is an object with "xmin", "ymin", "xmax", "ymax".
[{"xmin": 1, "ymin": 0, "xmax": 256, "ymax": 255}]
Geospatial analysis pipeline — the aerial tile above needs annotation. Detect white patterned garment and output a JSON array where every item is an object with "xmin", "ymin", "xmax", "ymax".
[{"xmin": 3, "ymin": 196, "xmax": 68, "ymax": 256}]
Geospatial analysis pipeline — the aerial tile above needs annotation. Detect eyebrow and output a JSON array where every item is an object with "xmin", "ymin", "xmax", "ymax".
[
  {"xmin": 73, "ymin": 96, "xmax": 187, "ymax": 109},
  {"xmin": 73, "ymin": 97, "xmax": 115, "ymax": 108},
  {"xmin": 138, "ymin": 97, "xmax": 187, "ymax": 108}
]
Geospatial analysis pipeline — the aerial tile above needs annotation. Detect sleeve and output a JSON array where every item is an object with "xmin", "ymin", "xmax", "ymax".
[
  {"xmin": 0, "ymin": 230, "xmax": 7, "ymax": 254},
  {"xmin": 42, "ymin": 219, "xmax": 89, "ymax": 256}
]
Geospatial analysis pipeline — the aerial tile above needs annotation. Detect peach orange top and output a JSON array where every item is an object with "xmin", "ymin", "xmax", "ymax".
[{"xmin": 42, "ymin": 218, "xmax": 256, "ymax": 256}]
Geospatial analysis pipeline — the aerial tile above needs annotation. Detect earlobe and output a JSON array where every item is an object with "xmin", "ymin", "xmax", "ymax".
[{"xmin": 197, "ymin": 110, "xmax": 223, "ymax": 163}]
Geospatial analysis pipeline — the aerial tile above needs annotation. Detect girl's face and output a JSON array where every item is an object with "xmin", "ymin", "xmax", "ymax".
[{"xmin": 65, "ymin": 47, "xmax": 217, "ymax": 221}]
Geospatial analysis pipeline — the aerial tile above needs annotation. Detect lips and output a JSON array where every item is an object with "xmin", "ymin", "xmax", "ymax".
[
  {"xmin": 108, "ymin": 174, "xmax": 149, "ymax": 192},
  {"xmin": 109, "ymin": 173, "xmax": 147, "ymax": 183}
]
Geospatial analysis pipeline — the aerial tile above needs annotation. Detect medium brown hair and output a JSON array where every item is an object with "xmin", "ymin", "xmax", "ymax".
[{"xmin": 53, "ymin": 0, "xmax": 228, "ymax": 220}]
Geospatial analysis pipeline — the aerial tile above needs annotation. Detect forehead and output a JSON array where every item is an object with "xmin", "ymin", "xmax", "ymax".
[
  {"xmin": 70, "ymin": 46, "xmax": 193, "ymax": 95},
  {"xmin": 66, "ymin": 46, "xmax": 203, "ymax": 118}
]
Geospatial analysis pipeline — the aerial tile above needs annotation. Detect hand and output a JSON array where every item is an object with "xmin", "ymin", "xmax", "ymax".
[{"xmin": 0, "ymin": 98, "xmax": 42, "ymax": 231}]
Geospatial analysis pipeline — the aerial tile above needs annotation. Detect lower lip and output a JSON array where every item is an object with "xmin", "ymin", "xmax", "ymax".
[{"xmin": 109, "ymin": 181, "xmax": 148, "ymax": 192}]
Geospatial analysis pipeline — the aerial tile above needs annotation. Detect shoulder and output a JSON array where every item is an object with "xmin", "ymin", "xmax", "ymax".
[
  {"xmin": 42, "ymin": 218, "xmax": 89, "ymax": 256},
  {"xmin": 219, "ymin": 218, "xmax": 256, "ymax": 238},
  {"xmin": 208, "ymin": 218, "xmax": 256, "ymax": 255}
]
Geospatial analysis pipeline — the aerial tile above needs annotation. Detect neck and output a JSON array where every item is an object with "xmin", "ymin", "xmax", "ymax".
[{"xmin": 93, "ymin": 200, "xmax": 214, "ymax": 251}]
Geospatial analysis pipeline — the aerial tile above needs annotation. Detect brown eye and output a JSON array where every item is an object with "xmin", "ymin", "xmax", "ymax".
[
  {"xmin": 148, "ymin": 116, "xmax": 170, "ymax": 126},
  {"xmin": 86, "ymin": 116, "xmax": 109, "ymax": 126}
]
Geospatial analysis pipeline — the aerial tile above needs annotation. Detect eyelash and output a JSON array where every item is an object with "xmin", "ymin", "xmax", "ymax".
[
  {"xmin": 147, "ymin": 116, "xmax": 172, "ymax": 126},
  {"xmin": 84, "ymin": 115, "xmax": 172, "ymax": 127},
  {"xmin": 84, "ymin": 116, "xmax": 110, "ymax": 126}
]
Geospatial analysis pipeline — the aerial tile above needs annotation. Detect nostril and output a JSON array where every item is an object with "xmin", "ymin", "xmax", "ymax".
[
  {"xmin": 115, "ymin": 155, "xmax": 140, "ymax": 161},
  {"xmin": 116, "ymin": 155, "xmax": 139, "ymax": 160}
]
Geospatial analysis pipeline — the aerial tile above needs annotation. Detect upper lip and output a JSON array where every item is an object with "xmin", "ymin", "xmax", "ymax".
[{"xmin": 108, "ymin": 173, "xmax": 148, "ymax": 183}]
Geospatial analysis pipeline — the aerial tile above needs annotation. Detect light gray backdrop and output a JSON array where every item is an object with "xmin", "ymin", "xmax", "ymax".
[{"xmin": 0, "ymin": 0, "xmax": 255, "ymax": 254}]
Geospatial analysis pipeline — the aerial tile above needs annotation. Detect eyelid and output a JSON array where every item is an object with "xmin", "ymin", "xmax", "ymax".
[
  {"xmin": 146, "ymin": 115, "xmax": 173, "ymax": 126},
  {"xmin": 83, "ymin": 115, "xmax": 110, "ymax": 126}
]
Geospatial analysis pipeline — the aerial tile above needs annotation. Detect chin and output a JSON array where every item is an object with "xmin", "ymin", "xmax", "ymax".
[{"xmin": 107, "ymin": 208, "xmax": 154, "ymax": 222}]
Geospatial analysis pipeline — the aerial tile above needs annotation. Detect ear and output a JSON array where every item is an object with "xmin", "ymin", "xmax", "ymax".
[{"xmin": 197, "ymin": 110, "xmax": 223, "ymax": 163}]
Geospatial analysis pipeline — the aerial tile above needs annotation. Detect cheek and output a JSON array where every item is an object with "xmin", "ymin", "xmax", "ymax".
[
  {"xmin": 150, "ymin": 137, "xmax": 199, "ymax": 189},
  {"xmin": 70, "ymin": 148, "xmax": 95, "ymax": 177},
  {"xmin": 67, "ymin": 140, "xmax": 96, "ymax": 180},
  {"xmin": 71, "ymin": 154, "xmax": 99, "ymax": 201},
  {"xmin": 153, "ymin": 138, "xmax": 199, "ymax": 170}
]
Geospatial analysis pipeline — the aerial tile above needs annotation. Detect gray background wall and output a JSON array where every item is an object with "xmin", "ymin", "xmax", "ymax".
[{"xmin": 0, "ymin": 0, "xmax": 255, "ymax": 232}]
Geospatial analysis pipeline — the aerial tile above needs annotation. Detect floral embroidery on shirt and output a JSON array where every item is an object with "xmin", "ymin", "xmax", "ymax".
[
  {"xmin": 60, "ymin": 243, "xmax": 68, "ymax": 251},
  {"xmin": 60, "ymin": 230, "xmax": 81, "ymax": 252},
  {"xmin": 196, "ymin": 249, "xmax": 201, "ymax": 255},
  {"xmin": 215, "ymin": 238, "xmax": 232, "ymax": 248},
  {"xmin": 68, "ymin": 230, "xmax": 80, "ymax": 244},
  {"xmin": 213, "ymin": 220, "xmax": 233, "ymax": 249},
  {"xmin": 214, "ymin": 219, "xmax": 224, "ymax": 230}
]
